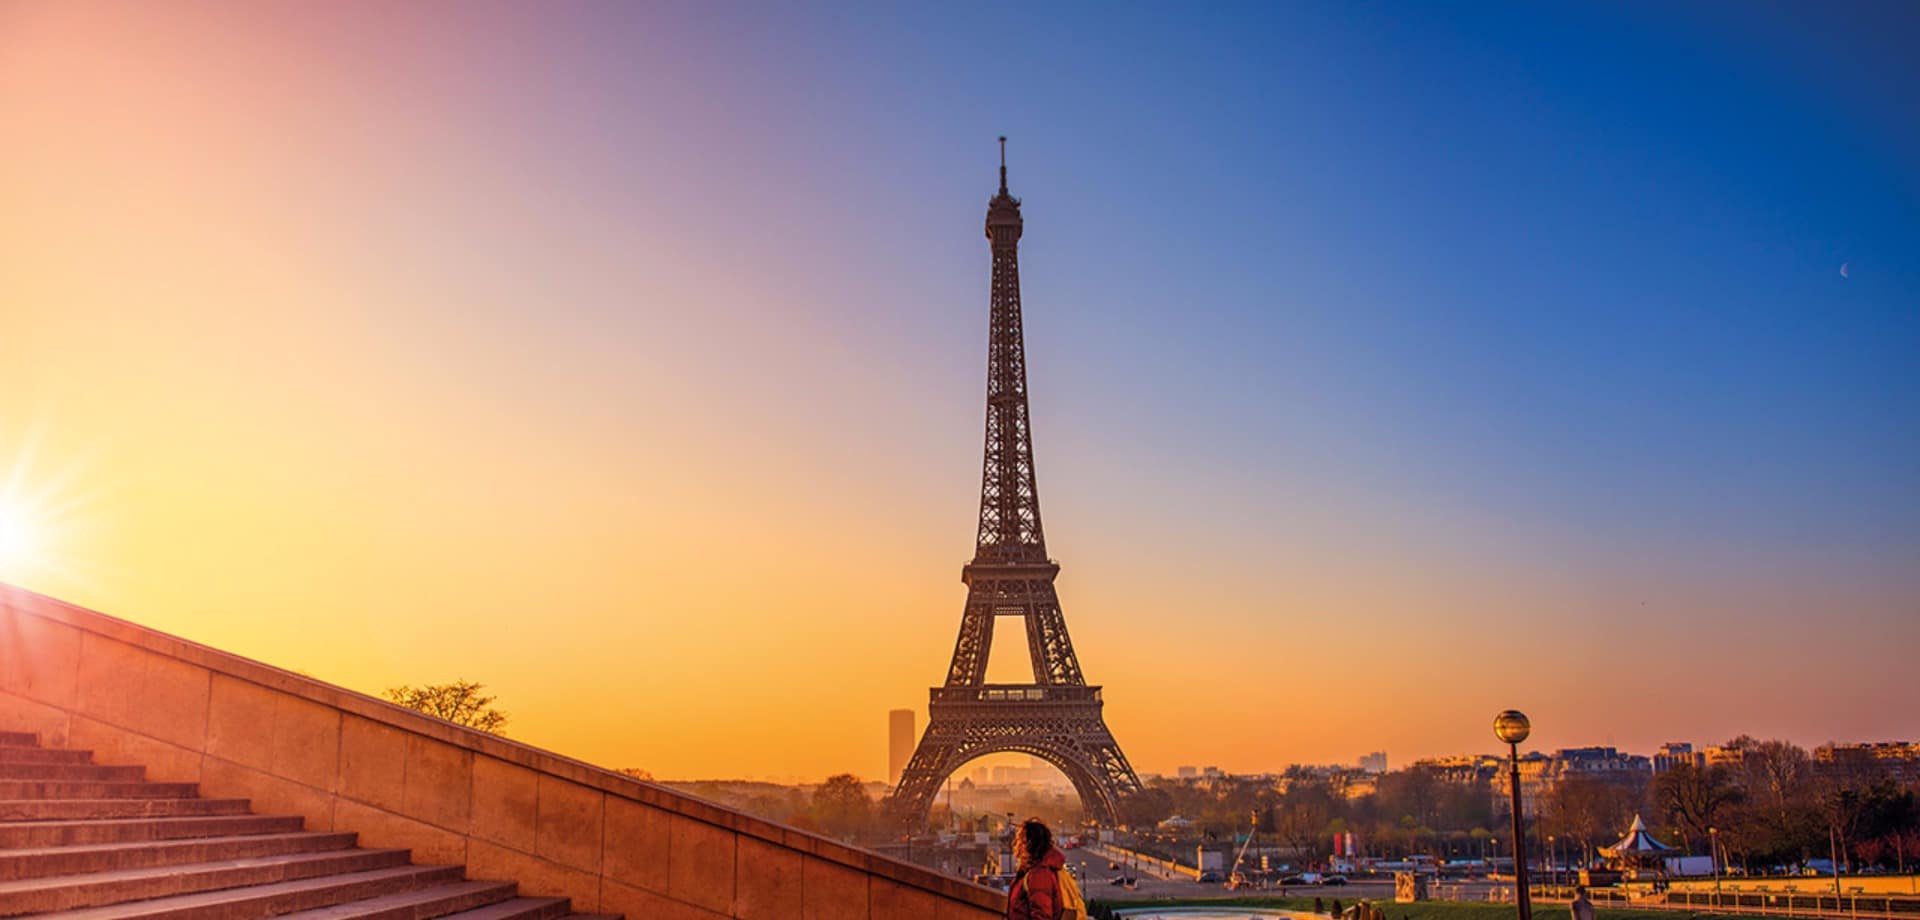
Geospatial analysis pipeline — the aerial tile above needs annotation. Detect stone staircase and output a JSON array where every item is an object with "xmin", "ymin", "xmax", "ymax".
[{"xmin": 0, "ymin": 731, "xmax": 619, "ymax": 919}]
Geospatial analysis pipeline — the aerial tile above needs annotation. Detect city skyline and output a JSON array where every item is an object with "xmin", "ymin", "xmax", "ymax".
[{"xmin": 3, "ymin": 3, "xmax": 1918, "ymax": 783}]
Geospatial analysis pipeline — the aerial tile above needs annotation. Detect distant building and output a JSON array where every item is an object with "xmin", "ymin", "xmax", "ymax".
[
  {"xmin": 1700, "ymin": 745, "xmax": 1747, "ymax": 767},
  {"xmin": 990, "ymin": 764, "xmax": 1043, "ymax": 785},
  {"xmin": 1177, "ymin": 765, "xmax": 1198, "ymax": 779},
  {"xmin": 1556, "ymin": 746, "xmax": 1652, "ymax": 780},
  {"xmin": 887, "ymin": 709, "xmax": 915, "ymax": 785},
  {"xmin": 1358, "ymin": 751, "xmax": 1388, "ymax": 774},
  {"xmin": 1202, "ymin": 766, "xmax": 1224, "ymax": 779},
  {"xmin": 1815, "ymin": 741, "xmax": 1920, "ymax": 783},
  {"xmin": 1653, "ymin": 742, "xmax": 1700, "ymax": 773},
  {"xmin": 1339, "ymin": 774, "xmax": 1379, "ymax": 800},
  {"xmin": 1495, "ymin": 747, "xmax": 1651, "ymax": 819},
  {"xmin": 1411, "ymin": 754, "xmax": 1502, "ymax": 787}
]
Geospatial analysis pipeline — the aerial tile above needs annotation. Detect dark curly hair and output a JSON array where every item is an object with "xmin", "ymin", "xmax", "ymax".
[{"xmin": 1014, "ymin": 817, "xmax": 1052, "ymax": 868}]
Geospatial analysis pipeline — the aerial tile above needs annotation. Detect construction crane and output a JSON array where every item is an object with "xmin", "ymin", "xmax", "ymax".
[{"xmin": 1228, "ymin": 810, "xmax": 1261, "ymax": 890}]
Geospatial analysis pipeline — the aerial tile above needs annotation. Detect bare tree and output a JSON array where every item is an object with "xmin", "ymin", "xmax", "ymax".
[
  {"xmin": 1277, "ymin": 781, "xmax": 1335, "ymax": 865},
  {"xmin": 383, "ymin": 680, "xmax": 509, "ymax": 735},
  {"xmin": 1547, "ymin": 776, "xmax": 1634, "ymax": 861},
  {"xmin": 1652, "ymin": 763, "xmax": 1743, "ymax": 852}
]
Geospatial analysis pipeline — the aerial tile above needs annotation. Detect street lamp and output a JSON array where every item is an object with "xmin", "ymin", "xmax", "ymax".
[
  {"xmin": 1495, "ymin": 710, "xmax": 1534, "ymax": 920},
  {"xmin": 1709, "ymin": 827, "xmax": 1721, "ymax": 908},
  {"xmin": 1548, "ymin": 835, "xmax": 1556, "ymax": 889}
]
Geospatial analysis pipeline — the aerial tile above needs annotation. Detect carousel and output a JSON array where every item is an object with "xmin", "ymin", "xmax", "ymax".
[{"xmin": 1599, "ymin": 815, "xmax": 1677, "ymax": 880}]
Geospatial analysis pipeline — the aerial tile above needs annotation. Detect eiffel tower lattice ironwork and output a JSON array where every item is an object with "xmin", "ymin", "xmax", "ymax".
[{"xmin": 888, "ymin": 140, "xmax": 1143, "ymax": 827}]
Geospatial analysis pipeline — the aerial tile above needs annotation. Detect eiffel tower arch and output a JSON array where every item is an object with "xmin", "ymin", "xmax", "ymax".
[{"xmin": 888, "ymin": 141, "xmax": 1143, "ymax": 828}]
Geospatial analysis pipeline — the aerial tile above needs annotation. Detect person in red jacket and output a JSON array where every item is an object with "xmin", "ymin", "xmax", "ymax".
[{"xmin": 1008, "ymin": 818, "xmax": 1065, "ymax": 920}]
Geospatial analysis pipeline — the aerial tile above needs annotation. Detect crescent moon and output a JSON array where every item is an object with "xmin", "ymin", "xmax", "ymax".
[{"xmin": 1840, "ymin": 262, "xmax": 1850, "ymax": 278}]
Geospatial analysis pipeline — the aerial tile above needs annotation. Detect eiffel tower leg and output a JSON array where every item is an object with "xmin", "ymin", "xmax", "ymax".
[
  {"xmin": 888, "ymin": 724, "xmax": 963, "ymax": 825},
  {"xmin": 944, "ymin": 608, "xmax": 993, "ymax": 687},
  {"xmin": 1024, "ymin": 582, "xmax": 1082, "ymax": 686}
]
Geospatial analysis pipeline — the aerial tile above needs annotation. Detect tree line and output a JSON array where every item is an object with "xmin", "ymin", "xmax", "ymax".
[{"xmin": 1117, "ymin": 737, "xmax": 1919, "ymax": 874}]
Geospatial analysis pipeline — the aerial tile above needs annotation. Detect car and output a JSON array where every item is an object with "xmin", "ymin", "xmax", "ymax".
[
  {"xmin": 1108, "ymin": 862, "xmax": 1121, "ymax": 870},
  {"xmin": 1280, "ymin": 875, "xmax": 1309, "ymax": 885},
  {"xmin": 1109, "ymin": 875, "xmax": 1136, "ymax": 886},
  {"xmin": 1196, "ymin": 870, "xmax": 1224, "ymax": 883},
  {"xmin": 1323, "ymin": 875, "xmax": 1349, "ymax": 886}
]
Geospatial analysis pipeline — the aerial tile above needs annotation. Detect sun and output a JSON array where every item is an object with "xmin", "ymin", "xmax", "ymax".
[
  {"xmin": 0, "ymin": 419, "xmax": 112, "ymax": 592},
  {"xmin": 0, "ymin": 504, "xmax": 34, "ymax": 569}
]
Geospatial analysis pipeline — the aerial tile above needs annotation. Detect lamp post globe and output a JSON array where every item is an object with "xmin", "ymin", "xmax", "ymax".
[{"xmin": 1494, "ymin": 710, "xmax": 1531, "ymax": 745}]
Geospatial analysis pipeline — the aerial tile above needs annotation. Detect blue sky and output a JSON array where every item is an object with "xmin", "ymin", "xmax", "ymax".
[{"xmin": 722, "ymin": 1, "xmax": 1920, "ymax": 561}]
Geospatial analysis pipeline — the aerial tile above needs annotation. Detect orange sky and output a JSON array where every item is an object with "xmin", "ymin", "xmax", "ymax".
[{"xmin": 3, "ymin": 3, "xmax": 1916, "ymax": 784}]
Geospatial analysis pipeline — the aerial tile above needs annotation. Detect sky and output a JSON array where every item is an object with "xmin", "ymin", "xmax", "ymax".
[{"xmin": 2, "ymin": 2, "xmax": 1916, "ymax": 784}]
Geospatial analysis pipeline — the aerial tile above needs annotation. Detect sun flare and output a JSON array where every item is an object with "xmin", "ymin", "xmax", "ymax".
[
  {"xmin": 0, "ymin": 505, "xmax": 35, "ymax": 568},
  {"xmin": 0, "ymin": 422, "xmax": 112, "ymax": 594}
]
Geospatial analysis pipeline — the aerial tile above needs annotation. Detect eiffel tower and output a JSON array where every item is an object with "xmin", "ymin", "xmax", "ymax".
[{"xmin": 888, "ymin": 140, "xmax": 1143, "ymax": 827}]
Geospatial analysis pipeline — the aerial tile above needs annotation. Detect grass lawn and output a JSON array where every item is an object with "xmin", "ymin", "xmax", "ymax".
[{"xmin": 1086, "ymin": 896, "xmax": 1751, "ymax": 920}]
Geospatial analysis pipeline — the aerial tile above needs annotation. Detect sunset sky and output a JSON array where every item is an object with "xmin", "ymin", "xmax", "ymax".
[{"xmin": 3, "ymin": 3, "xmax": 1917, "ymax": 783}]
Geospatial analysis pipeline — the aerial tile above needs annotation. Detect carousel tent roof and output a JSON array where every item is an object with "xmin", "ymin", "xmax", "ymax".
[{"xmin": 1601, "ymin": 815, "xmax": 1675, "ymax": 856}]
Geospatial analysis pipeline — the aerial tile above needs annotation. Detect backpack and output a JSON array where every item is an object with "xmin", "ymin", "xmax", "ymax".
[
  {"xmin": 1056, "ymin": 866, "xmax": 1086, "ymax": 920},
  {"xmin": 1015, "ymin": 865, "xmax": 1082, "ymax": 920}
]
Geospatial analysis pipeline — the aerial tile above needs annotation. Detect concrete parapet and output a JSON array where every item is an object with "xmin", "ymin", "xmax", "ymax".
[{"xmin": 0, "ymin": 583, "xmax": 1004, "ymax": 918}]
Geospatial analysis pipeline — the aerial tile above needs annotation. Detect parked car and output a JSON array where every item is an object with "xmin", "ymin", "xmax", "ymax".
[
  {"xmin": 1323, "ymin": 875, "xmax": 1349, "ymax": 886},
  {"xmin": 1196, "ymin": 870, "xmax": 1224, "ymax": 883}
]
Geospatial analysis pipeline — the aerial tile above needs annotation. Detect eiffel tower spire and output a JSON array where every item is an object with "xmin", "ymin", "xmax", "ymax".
[
  {"xmin": 976, "ymin": 136, "xmax": 1046, "ymax": 565},
  {"xmin": 888, "ymin": 141, "xmax": 1142, "ymax": 828}
]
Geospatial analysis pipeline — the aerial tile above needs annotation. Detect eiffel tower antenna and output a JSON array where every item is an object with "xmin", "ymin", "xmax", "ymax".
[
  {"xmin": 888, "ymin": 144, "xmax": 1142, "ymax": 828},
  {"xmin": 999, "ymin": 135, "xmax": 1008, "ymax": 194}
]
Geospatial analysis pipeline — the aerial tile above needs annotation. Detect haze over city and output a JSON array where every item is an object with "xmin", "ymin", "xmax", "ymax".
[{"xmin": 3, "ymin": 1, "xmax": 1918, "ymax": 787}]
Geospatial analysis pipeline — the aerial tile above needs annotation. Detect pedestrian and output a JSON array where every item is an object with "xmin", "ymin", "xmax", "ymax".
[
  {"xmin": 1570, "ymin": 886, "xmax": 1595, "ymax": 920},
  {"xmin": 1008, "ymin": 818, "xmax": 1067, "ymax": 920}
]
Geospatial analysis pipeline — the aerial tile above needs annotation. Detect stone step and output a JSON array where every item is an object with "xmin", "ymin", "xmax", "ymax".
[
  {"xmin": 1, "ymin": 830, "xmax": 360, "ymax": 881},
  {"xmin": 0, "ymin": 797, "xmax": 252, "ymax": 822},
  {"xmin": 0, "ymin": 780, "xmax": 198, "ymax": 800},
  {"xmin": 0, "ymin": 813, "xmax": 305, "ymax": 847},
  {"xmin": 433, "ymin": 896, "xmax": 575, "ymax": 920},
  {"xmin": 0, "ymin": 732, "xmax": 35, "ymax": 747},
  {"xmin": 272, "ymin": 884, "xmax": 541, "ymax": 920},
  {"xmin": 0, "ymin": 848, "xmax": 417, "ymax": 916},
  {"xmin": 0, "ymin": 747, "xmax": 93, "ymax": 765},
  {"xmin": 0, "ymin": 763, "xmax": 143, "ymax": 782},
  {"xmin": 17, "ymin": 865, "xmax": 479, "ymax": 919}
]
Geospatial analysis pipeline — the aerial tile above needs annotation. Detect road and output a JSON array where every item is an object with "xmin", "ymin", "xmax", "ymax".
[{"xmin": 1062, "ymin": 847, "xmax": 1404, "ymax": 903}]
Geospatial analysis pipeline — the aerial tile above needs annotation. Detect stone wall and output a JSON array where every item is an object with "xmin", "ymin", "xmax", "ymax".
[{"xmin": 0, "ymin": 584, "xmax": 1003, "ymax": 919}]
